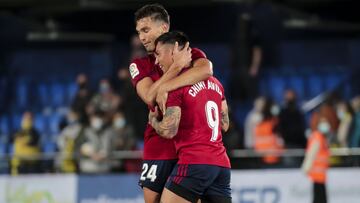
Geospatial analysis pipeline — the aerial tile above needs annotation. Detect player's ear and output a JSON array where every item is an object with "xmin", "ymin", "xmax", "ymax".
[{"xmin": 162, "ymin": 23, "xmax": 169, "ymax": 32}]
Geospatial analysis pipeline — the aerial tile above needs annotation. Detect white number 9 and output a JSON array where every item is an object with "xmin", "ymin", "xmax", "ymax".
[{"xmin": 205, "ymin": 101, "xmax": 219, "ymax": 142}]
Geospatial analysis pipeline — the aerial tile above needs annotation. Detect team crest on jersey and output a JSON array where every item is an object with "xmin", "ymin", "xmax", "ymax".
[{"xmin": 129, "ymin": 63, "xmax": 139, "ymax": 79}]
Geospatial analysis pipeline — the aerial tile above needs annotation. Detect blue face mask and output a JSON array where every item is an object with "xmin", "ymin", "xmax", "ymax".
[
  {"xmin": 271, "ymin": 105, "xmax": 280, "ymax": 116},
  {"xmin": 113, "ymin": 118, "xmax": 126, "ymax": 129},
  {"xmin": 337, "ymin": 110, "xmax": 345, "ymax": 120},
  {"xmin": 100, "ymin": 83, "xmax": 110, "ymax": 93},
  {"xmin": 318, "ymin": 121, "xmax": 331, "ymax": 134}
]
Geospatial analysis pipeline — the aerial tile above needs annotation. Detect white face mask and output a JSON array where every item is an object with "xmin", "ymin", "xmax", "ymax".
[
  {"xmin": 318, "ymin": 121, "xmax": 331, "ymax": 134},
  {"xmin": 271, "ymin": 105, "xmax": 280, "ymax": 116},
  {"xmin": 91, "ymin": 118, "xmax": 103, "ymax": 130},
  {"xmin": 113, "ymin": 118, "xmax": 126, "ymax": 129}
]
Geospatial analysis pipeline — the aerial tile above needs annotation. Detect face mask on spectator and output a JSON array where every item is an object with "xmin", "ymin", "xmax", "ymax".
[
  {"xmin": 100, "ymin": 83, "xmax": 110, "ymax": 93},
  {"xmin": 21, "ymin": 118, "xmax": 33, "ymax": 130},
  {"xmin": 67, "ymin": 115, "xmax": 78, "ymax": 125},
  {"xmin": 318, "ymin": 121, "xmax": 331, "ymax": 134},
  {"xmin": 114, "ymin": 117, "xmax": 126, "ymax": 129},
  {"xmin": 336, "ymin": 110, "xmax": 345, "ymax": 120},
  {"xmin": 271, "ymin": 105, "xmax": 280, "ymax": 116},
  {"xmin": 91, "ymin": 118, "xmax": 103, "ymax": 130}
]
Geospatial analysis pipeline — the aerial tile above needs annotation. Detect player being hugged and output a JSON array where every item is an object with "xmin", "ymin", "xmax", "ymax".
[{"xmin": 149, "ymin": 31, "xmax": 231, "ymax": 203}]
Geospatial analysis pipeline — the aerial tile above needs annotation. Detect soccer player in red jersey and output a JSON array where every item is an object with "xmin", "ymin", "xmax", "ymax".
[
  {"xmin": 149, "ymin": 31, "xmax": 231, "ymax": 203},
  {"xmin": 130, "ymin": 4, "xmax": 213, "ymax": 203}
]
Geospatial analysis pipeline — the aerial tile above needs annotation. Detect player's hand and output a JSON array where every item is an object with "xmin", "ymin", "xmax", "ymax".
[
  {"xmin": 156, "ymin": 88, "xmax": 168, "ymax": 115},
  {"xmin": 148, "ymin": 106, "xmax": 159, "ymax": 124},
  {"xmin": 172, "ymin": 41, "xmax": 191, "ymax": 69}
]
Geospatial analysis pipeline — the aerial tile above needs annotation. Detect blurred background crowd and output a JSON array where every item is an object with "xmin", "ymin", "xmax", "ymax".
[{"xmin": 1, "ymin": 0, "xmax": 360, "ymax": 175}]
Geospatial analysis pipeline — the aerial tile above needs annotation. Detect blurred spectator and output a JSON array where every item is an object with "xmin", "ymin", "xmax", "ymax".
[
  {"xmin": 350, "ymin": 96, "xmax": 360, "ymax": 148},
  {"xmin": 244, "ymin": 96, "xmax": 265, "ymax": 149},
  {"xmin": 129, "ymin": 34, "xmax": 147, "ymax": 60},
  {"xmin": 10, "ymin": 111, "xmax": 41, "ymax": 175},
  {"xmin": 115, "ymin": 68, "xmax": 148, "ymax": 140},
  {"xmin": 335, "ymin": 101, "xmax": 355, "ymax": 147},
  {"xmin": 71, "ymin": 73, "xmax": 94, "ymax": 124},
  {"xmin": 112, "ymin": 35, "xmax": 148, "ymax": 140},
  {"xmin": 57, "ymin": 109, "xmax": 85, "ymax": 173},
  {"xmin": 112, "ymin": 111, "xmax": 135, "ymax": 151},
  {"xmin": 223, "ymin": 109, "xmax": 241, "ymax": 150},
  {"xmin": 79, "ymin": 111, "xmax": 115, "ymax": 174},
  {"xmin": 229, "ymin": 12, "xmax": 262, "ymax": 104},
  {"xmin": 254, "ymin": 97, "xmax": 283, "ymax": 167},
  {"xmin": 302, "ymin": 115, "xmax": 330, "ymax": 203},
  {"xmin": 310, "ymin": 101, "xmax": 339, "ymax": 142},
  {"xmin": 87, "ymin": 78, "xmax": 122, "ymax": 123},
  {"xmin": 278, "ymin": 89, "xmax": 306, "ymax": 149},
  {"xmin": 111, "ymin": 111, "xmax": 136, "ymax": 171}
]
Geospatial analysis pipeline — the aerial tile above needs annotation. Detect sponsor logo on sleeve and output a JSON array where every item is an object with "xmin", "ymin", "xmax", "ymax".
[{"xmin": 129, "ymin": 63, "xmax": 140, "ymax": 79}]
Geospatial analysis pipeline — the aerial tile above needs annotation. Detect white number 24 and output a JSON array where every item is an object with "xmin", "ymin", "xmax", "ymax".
[
  {"xmin": 205, "ymin": 101, "xmax": 219, "ymax": 142},
  {"xmin": 140, "ymin": 163, "xmax": 157, "ymax": 182}
]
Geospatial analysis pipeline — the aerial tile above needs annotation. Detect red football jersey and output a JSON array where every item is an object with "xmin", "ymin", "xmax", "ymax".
[
  {"xmin": 166, "ymin": 76, "xmax": 231, "ymax": 168},
  {"xmin": 129, "ymin": 48, "xmax": 207, "ymax": 160}
]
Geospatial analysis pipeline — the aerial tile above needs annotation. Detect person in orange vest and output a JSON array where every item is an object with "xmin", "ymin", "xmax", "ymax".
[
  {"xmin": 254, "ymin": 97, "xmax": 283, "ymax": 166},
  {"xmin": 302, "ymin": 116, "xmax": 330, "ymax": 203}
]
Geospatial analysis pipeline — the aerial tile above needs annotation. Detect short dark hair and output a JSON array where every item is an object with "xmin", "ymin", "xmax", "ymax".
[
  {"xmin": 135, "ymin": 4, "xmax": 170, "ymax": 24},
  {"xmin": 155, "ymin": 31, "xmax": 189, "ymax": 49}
]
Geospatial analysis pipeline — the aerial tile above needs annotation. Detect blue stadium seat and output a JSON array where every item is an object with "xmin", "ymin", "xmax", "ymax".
[
  {"xmin": 287, "ymin": 76, "xmax": 305, "ymax": 101},
  {"xmin": 67, "ymin": 82, "xmax": 78, "ymax": 104},
  {"xmin": 37, "ymin": 83, "xmax": 50, "ymax": 107},
  {"xmin": 324, "ymin": 74, "xmax": 343, "ymax": 91},
  {"xmin": 34, "ymin": 113, "xmax": 46, "ymax": 135},
  {"xmin": 49, "ymin": 113, "xmax": 61, "ymax": 136},
  {"xmin": 0, "ymin": 143, "xmax": 6, "ymax": 154},
  {"xmin": 15, "ymin": 82, "xmax": 28, "ymax": 109},
  {"xmin": 0, "ymin": 116, "xmax": 10, "ymax": 136},
  {"xmin": 306, "ymin": 75, "xmax": 324, "ymax": 99},
  {"xmin": 50, "ymin": 83, "xmax": 66, "ymax": 107},
  {"xmin": 42, "ymin": 141, "xmax": 57, "ymax": 153},
  {"xmin": 11, "ymin": 113, "xmax": 22, "ymax": 132},
  {"xmin": 7, "ymin": 144, "xmax": 14, "ymax": 155},
  {"xmin": 268, "ymin": 76, "xmax": 286, "ymax": 103}
]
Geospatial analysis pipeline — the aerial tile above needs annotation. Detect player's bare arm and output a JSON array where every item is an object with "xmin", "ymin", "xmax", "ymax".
[
  {"xmin": 136, "ymin": 43, "xmax": 191, "ymax": 107},
  {"xmin": 149, "ymin": 106, "xmax": 181, "ymax": 139},
  {"xmin": 221, "ymin": 100, "xmax": 230, "ymax": 132},
  {"xmin": 156, "ymin": 58, "xmax": 213, "ymax": 112}
]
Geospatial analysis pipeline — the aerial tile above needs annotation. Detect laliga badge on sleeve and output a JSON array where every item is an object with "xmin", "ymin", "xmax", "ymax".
[{"xmin": 129, "ymin": 63, "xmax": 139, "ymax": 79}]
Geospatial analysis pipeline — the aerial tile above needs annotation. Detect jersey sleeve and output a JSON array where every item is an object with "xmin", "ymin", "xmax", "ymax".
[
  {"xmin": 129, "ymin": 58, "xmax": 151, "ymax": 88},
  {"xmin": 221, "ymin": 84, "xmax": 226, "ymax": 101},
  {"xmin": 191, "ymin": 48, "xmax": 207, "ymax": 61},
  {"xmin": 166, "ymin": 88, "xmax": 183, "ymax": 108}
]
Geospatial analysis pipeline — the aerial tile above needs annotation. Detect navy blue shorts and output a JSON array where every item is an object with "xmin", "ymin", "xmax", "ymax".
[
  {"xmin": 138, "ymin": 159, "xmax": 177, "ymax": 193},
  {"xmin": 165, "ymin": 164, "xmax": 231, "ymax": 203}
]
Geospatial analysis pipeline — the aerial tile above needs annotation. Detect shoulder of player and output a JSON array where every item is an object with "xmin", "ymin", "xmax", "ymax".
[
  {"xmin": 129, "ymin": 55, "xmax": 154, "ymax": 79},
  {"xmin": 191, "ymin": 47, "xmax": 207, "ymax": 58},
  {"xmin": 209, "ymin": 76, "xmax": 224, "ymax": 88},
  {"xmin": 130, "ymin": 55, "xmax": 152, "ymax": 66}
]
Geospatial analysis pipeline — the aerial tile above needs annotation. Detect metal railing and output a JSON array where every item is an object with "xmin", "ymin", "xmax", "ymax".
[{"xmin": 1, "ymin": 148, "xmax": 360, "ymax": 161}]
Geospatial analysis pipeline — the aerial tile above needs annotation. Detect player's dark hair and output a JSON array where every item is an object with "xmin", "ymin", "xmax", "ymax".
[
  {"xmin": 155, "ymin": 31, "xmax": 189, "ymax": 49},
  {"xmin": 135, "ymin": 4, "xmax": 170, "ymax": 24}
]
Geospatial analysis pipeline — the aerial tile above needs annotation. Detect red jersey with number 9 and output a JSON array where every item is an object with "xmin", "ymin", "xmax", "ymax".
[{"xmin": 166, "ymin": 76, "xmax": 231, "ymax": 168}]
